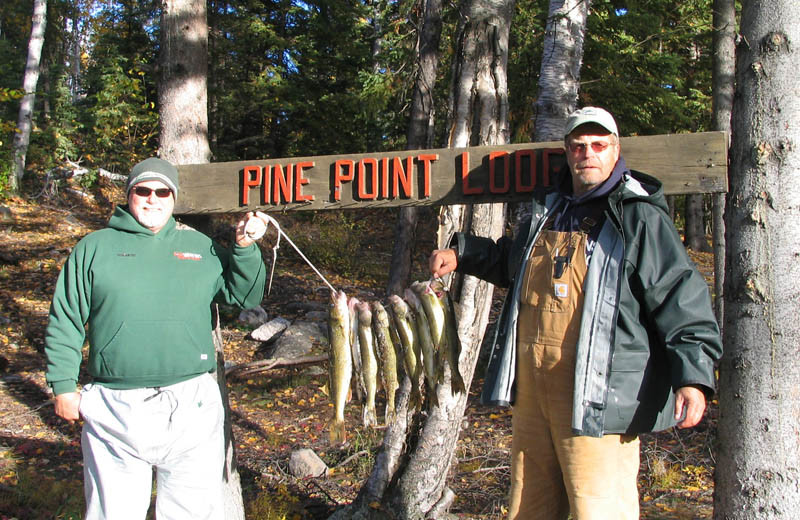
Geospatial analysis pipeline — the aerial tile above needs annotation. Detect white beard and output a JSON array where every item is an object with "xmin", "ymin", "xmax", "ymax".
[{"xmin": 136, "ymin": 208, "xmax": 170, "ymax": 231}]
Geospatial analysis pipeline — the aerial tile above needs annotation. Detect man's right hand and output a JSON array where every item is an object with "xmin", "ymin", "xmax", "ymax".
[
  {"xmin": 54, "ymin": 392, "xmax": 81, "ymax": 422},
  {"xmin": 429, "ymin": 248, "xmax": 458, "ymax": 278}
]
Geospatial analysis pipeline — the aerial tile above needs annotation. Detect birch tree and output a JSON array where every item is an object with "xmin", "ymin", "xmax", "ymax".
[
  {"xmin": 715, "ymin": 0, "xmax": 800, "ymax": 516},
  {"xmin": 330, "ymin": 0, "xmax": 514, "ymax": 517},
  {"xmin": 513, "ymin": 0, "xmax": 589, "ymax": 224},
  {"xmin": 532, "ymin": 0, "xmax": 590, "ymax": 141},
  {"xmin": 11, "ymin": 0, "xmax": 47, "ymax": 192}
]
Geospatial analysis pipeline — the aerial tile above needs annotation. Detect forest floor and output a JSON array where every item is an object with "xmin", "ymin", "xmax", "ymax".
[{"xmin": 0, "ymin": 175, "xmax": 716, "ymax": 519}]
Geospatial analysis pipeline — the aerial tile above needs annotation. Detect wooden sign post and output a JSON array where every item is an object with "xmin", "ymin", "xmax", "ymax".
[{"xmin": 174, "ymin": 131, "xmax": 728, "ymax": 215}]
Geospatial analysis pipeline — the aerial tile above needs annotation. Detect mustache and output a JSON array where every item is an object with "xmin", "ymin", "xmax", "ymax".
[{"xmin": 575, "ymin": 160, "xmax": 601, "ymax": 168}]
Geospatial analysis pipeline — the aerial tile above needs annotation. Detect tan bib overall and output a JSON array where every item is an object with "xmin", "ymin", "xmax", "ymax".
[{"xmin": 508, "ymin": 226, "xmax": 640, "ymax": 520}]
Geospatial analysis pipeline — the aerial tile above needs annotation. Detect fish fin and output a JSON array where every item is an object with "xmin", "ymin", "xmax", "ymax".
[{"xmin": 320, "ymin": 383, "xmax": 330, "ymax": 398}]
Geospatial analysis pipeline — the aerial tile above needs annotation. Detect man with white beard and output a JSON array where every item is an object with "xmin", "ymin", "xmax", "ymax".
[{"xmin": 44, "ymin": 157, "xmax": 267, "ymax": 519}]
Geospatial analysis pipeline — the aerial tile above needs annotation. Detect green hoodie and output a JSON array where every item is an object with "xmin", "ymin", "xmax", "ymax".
[{"xmin": 45, "ymin": 206, "xmax": 267, "ymax": 395}]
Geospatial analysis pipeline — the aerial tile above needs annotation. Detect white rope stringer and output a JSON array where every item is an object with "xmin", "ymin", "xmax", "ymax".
[{"xmin": 259, "ymin": 213, "xmax": 336, "ymax": 295}]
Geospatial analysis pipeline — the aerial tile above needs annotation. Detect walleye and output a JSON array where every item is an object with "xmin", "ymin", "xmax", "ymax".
[
  {"xmin": 436, "ymin": 282, "xmax": 466, "ymax": 395},
  {"xmin": 356, "ymin": 302, "xmax": 379, "ymax": 427},
  {"xmin": 404, "ymin": 288, "xmax": 439, "ymax": 407},
  {"xmin": 388, "ymin": 294, "xmax": 423, "ymax": 410},
  {"xmin": 413, "ymin": 280, "xmax": 465, "ymax": 395},
  {"xmin": 348, "ymin": 296, "xmax": 363, "ymax": 403},
  {"xmin": 327, "ymin": 290, "xmax": 353, "ymax": 444},
  {"xmin": 411, "ymin": 281, "xmax": 446, "ymax": 354},
  {"xmin": 371, "ymin": 301, "xmax": 399, "ymax": 424}
]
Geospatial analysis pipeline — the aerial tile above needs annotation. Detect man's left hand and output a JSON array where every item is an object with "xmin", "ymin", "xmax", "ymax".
[
  {"xmin": 674, "ymin": 385, "xmax": 706, "ymax": 428},
  {"xmin": 235, "ymin": 211, "xmax": 269, "ymax": 247}
]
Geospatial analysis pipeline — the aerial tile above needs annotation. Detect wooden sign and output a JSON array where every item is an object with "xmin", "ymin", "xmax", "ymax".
[{"xmin": 174, "ymin": 131, "xmax": 728, "ymax": 214}]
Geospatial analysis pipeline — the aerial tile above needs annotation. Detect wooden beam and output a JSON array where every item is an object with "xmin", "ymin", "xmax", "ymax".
[{"xmin": 174, "ymin": 131, "xmax": 728, "ymax": 214}]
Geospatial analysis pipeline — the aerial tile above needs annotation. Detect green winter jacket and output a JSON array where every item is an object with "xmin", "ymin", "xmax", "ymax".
[
  {"xmin": 45, "ymin": 206, "xmax": 266, "ymax": 395},
  {"xmin": 455, "ymin": 166, "xmax": 722, "ymax": 437}
]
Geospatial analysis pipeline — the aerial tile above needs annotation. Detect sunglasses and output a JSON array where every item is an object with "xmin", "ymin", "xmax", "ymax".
[
  {"xmin": 567, "ymin": 141, "xmax": 612, "ymax": 155},
  {"xmin": 133, "ymin": 186, "xmax": 172, "ymax": 198}
]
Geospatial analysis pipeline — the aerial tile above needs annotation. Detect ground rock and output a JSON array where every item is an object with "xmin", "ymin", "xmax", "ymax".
[
  {"xmin": 289, "ymin": 448, "xmax": 328, "ymax": 478},
  {"xmin": 266, "ymin": 320, "xmax": 324, "ymax": 359},
  {"xmin": 239, "ymin": 306, "xmax": 269, "ymax": 327},
  {"xmin": 0, "ymin": 205, "xmax": 12, "ymax": 223},
  {"xmin": 285, "ymin": 301, "xmax": 326, "ymax": 314},
  {"xmin": 304, "ymin": 310, "xmax": 328, "ymax": 322},
  {"xmin": 250, "ymin": 317, "xmax": 290, "ymax": 342}
]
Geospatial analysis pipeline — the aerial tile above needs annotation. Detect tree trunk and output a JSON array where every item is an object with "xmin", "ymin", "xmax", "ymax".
[
  {"xmin": 331, "ymin": 1, "xmax": 513, "ymax": 517},
  {"xmin": 532, "ymin": 0, "xmax": 591, "ymax": 141},
  {"xmin": 387, "ymin": 0, "xmax": 443, "ymax": 297},
  {"xmin": 160, "ymin": 2, "xmax": 243, "ymax": 518},
  {"xmin": 511, "ymin": 0, "xmax": 590, "ymax": 227},
  {"xmin": 710, "ymin": 0, "xmax": 735, "ymax": 328},
  {"xmin": 11, "ymin": 0, "xmax": 47, "ymax": 192},
  {"xmin": 714, "ymin": 0, "xmax": 800, "ymax": 517},
  {"xmin": 684, "ymin": 194, "xmax": 711, "ymax": 251},
  {"xmin": 212, "ymin": 306, "xmax": 246, "ymax": 520},
  {"xmin": 159, "ymin": 0, "xmax": 212, "ymax": 164},
  {"xmin": 70, "ymin": 10, "xmax": 81, "ymax": 102}
]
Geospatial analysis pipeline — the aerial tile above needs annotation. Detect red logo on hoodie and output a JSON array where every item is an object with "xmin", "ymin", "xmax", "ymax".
[{"xmin": 174, "ymin": 252, "xmax": 202, "ymax": 261}]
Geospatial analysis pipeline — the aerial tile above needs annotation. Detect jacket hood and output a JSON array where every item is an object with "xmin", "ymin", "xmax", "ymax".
[
  {"xmin": 613, "ymin": 162, "xmax": 669, "ymax": 214},
  {"xmin": 107, "ymin": 205, "xmax": 177, "ymax": 236}
]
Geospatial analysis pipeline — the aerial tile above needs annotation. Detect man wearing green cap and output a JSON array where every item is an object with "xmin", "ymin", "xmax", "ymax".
[
  {"xmin": 429, "ymin": 107, "xmax": 722, "ymax": 519},
  {"xmin": 44, "ymin": 157, "xmax": 268, "ymax": 519}
]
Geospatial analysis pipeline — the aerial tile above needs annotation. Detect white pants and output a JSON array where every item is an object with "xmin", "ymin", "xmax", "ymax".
[{"xmin": 80, "ymin": 373, "xmax": 224, "ymax": 520}]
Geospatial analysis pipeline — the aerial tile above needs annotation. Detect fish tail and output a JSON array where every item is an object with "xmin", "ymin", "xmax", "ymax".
[
  {"xmin": 384, "ymin": 403, "xmax": 396, "ymax": 425},
  {"xmin": 362, "ymin": 406, "xmax": 378, "ymax": 428},
  {"xmin": 329, "ymin": 419, "xmax": 347, "ymax": 444},
  {"xmin": 409, "ymin": 387, "xmax": 423, "ymax": 411},
  {"xmin": 426, "ymin": 381, "xmax": 439, "ymax": 408},
  {"xmin": 451, "ymin": 369, "xmax": 466, "ymax": 395}
]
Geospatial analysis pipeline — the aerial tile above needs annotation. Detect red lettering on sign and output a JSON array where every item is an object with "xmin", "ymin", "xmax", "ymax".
[
  {"xmin": 333, "ymin": 160, "xmax": 355, "ymax": 201},
  {"xmin": 380, "ymin": 157, "xmax": 389, "ymax": 198},
  {"xmin": 460, "ymin": 152, "xmax": 483, "ymax": 195},
  {"xmin": 294, "ymin": 161, "xmax": 314, "ymax": 202},
  {"xmin": 489, "ymin": 151, "xmax": 510, "ymax": 194},
  {"xmin": 241, "ymin": 166, "xmax": 262, "ymax": 205},
  {"xmin": 392, "ymin": 157, "xmax": 413, "ymax": 198},
  {"xmin": 272, "ymin": 164, "xmax": 293, "ymax": 203},
  {"xmin": 514, "ymin": 150, "xmax": 536, "ymax": 193},
  {"xmin": 541, "ymin": 148, "xmax": 564, "ymax": 188},
  {"xmin": 358, "ymin": 158, "xmax": 379, "ymax": 200},
  {"xmin": 417, "ymin": 154, "xmax": 437, "ymax": 198}
]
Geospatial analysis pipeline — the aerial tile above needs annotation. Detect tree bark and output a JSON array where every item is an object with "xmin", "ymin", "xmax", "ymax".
[
  {"xmin": 159, "ymin": 0, "xmax": 212, "ymax": 164},
  {"xmin": 684, "ymin": 194, "xmax": 711, "ymax": 252},
  {"xmin": 532, "ymin": 0, "xmax": 591, "ymax": 141},
  {"xmin": 331, "ymin": 1, "xmax": 513, "ymax": 517},
  {"xmin": 387, "ymin": 0, "xmax": 443, "ymax": 297},
  {"xmin": 715, "ymin": 0, "xmax": 800, "ymax": 517},
  {"xmin": 710, "ymin": 0, "xmax": 735, "ymax": 328},
  {"xmin": 512, "ymin": 0, "xmax": 590, "ymax": 227},
  {"xmin": 212, "ymin": 308, "xmax": 246, "ymax": 520},
  {"xmin": 11, "ymin": 0, "xmax": 47, "ymax": 192}
]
